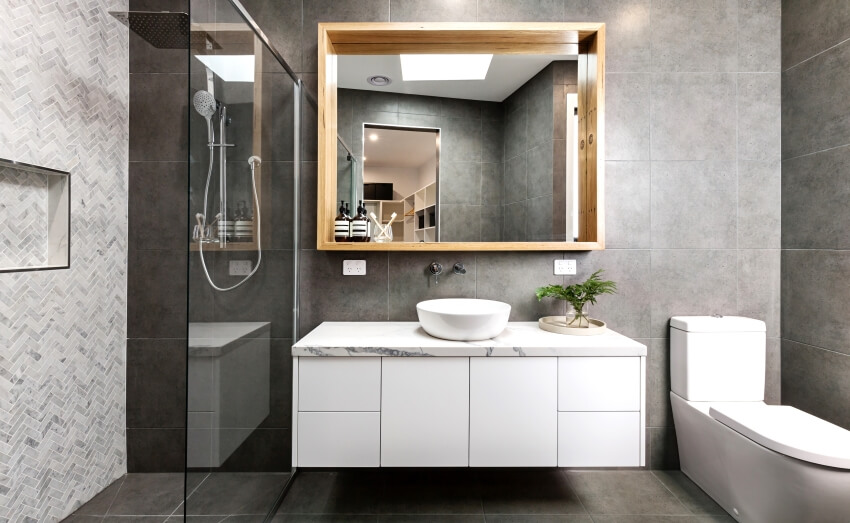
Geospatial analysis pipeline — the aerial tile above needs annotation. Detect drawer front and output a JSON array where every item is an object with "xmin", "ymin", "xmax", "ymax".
[
  {"xmin": 299, "ymin": 357, "xmax": 381, "ymax": 412},
  {"xmin": 558, "ymin": 357, "xmax": 640, "ymax": 411},
  {"xmin": 558, "ymin": 411, "xmax": 641, "ymax": 467},
  {"xmin": 298, "ymin": 412, "xmax": 380, "ymax": 467}
]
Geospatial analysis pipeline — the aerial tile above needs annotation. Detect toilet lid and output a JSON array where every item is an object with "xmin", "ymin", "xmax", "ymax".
[{"xmin": 709, "ymin": 403, "xmax": 850, "ymax": 469}]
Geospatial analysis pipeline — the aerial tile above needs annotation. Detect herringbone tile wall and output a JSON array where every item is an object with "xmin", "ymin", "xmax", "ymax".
[{"xmin": 0, "ymin": 1, "xmax": 129, "ymax": 521}]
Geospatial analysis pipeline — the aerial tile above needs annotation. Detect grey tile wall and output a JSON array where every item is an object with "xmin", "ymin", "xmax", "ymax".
[
  {"xmin": 0, "ymin": 0, "xmax": 129, "ymax": 520},
  {"xmin": 233, "ymin": 0, "xmax": 783, "ymax": 471},
  {"xmin": 781, "ymin": 0, "xmax": 850, "ymax": 431}
]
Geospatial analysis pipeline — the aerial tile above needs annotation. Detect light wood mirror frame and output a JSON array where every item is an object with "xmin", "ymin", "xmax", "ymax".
[{"xmin": 317, "ymin": 22, "xmax": 605, "ymax": 251}]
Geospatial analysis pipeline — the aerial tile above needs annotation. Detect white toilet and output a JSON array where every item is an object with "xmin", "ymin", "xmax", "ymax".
[{"xmin": 670, "ymin": 316, "xmax": 850, "ymax": 523}]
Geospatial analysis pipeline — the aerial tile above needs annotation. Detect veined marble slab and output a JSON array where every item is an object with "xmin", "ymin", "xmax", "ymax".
[{"xmin": 292, "ymin": 322, "xmax": 646, "ymax": 357}]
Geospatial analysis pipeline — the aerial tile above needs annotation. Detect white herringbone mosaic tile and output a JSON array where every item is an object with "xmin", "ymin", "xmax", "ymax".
[{"xmin": 0, "ymin": 1, "xmax": 129, "ymax": 521}]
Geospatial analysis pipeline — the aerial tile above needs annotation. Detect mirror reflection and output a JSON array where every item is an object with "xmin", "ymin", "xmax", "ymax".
[{"xmin": 337, "ymin": 54, "xmax": 580, "ymax": 243}]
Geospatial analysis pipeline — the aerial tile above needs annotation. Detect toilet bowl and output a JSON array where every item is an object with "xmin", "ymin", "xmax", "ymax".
[{"xmin": 670, "ymin": 316, "xmax": 850, "ymax": 523}]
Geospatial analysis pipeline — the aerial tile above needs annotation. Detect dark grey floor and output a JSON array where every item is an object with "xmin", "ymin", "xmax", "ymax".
[{"xmin": 64, "ymin": 469, "xmax": 733, "ymax": 522}]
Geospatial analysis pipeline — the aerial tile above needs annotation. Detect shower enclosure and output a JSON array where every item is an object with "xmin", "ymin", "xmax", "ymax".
[
  {"xmin": 184, "ymin": 1, "xmax": 300, "ymax": 519},
  {"xmin": 182, "ymin": 0, "xmax": 298, "ymax": 519}
]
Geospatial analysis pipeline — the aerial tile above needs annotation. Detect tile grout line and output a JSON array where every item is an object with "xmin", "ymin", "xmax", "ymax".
[
  {"xmin": 649, "ymin": 470, "xmax": 697, "ymax": 516},
  {"xmin": 102, "ymin": 475, "xmax": 126, "ymax": 517}
]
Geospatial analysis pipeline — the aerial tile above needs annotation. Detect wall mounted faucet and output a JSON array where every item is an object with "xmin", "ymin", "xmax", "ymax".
[
  {"xmin": 453, "ymin": 262, "xmax": 467, "ymax": 275},
  {"xmin": 428, "ymin": 262, "xmax": 443, "ymax": 285}
]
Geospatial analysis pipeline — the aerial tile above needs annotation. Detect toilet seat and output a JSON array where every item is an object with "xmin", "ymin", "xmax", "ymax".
[{"xmin": 709, "ymin": 403, "xmax": 850, "ymax": 469}]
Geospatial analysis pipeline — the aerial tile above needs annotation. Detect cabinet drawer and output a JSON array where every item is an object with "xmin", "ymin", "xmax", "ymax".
[
  {"xmin": 558, "ymin": 357, "xmax": 640, "ymax": 411},
  {"xmin": 299, "ymin": 357, "xmax": 381, "ymax": 412},
  {"xmin": 558, "ymin": 411, "xmax": 641, "ymax": 467},
  {"xmin": 297, "ymin": 412, "xmax": 380, "ymax": 467}
]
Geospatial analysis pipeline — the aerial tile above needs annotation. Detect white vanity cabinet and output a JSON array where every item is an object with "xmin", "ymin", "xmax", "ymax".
[
  {"xmin": 291, "ymin": 322, "xmax": 647, "ymax": 469},
  {"xmin": 381, "ymin": 358, "xmax": 469, "ymax": 466}
]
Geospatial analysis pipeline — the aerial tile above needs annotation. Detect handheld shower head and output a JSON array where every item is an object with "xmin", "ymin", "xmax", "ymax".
[{"xmin": 193, "ymin": 90, "xmax": 217, "ymax": 120}]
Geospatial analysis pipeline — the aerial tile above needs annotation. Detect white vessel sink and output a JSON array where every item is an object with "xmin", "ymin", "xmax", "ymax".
[{"xmin": 416, "ymin": 298, "xmax": 511, "ymax": 341}]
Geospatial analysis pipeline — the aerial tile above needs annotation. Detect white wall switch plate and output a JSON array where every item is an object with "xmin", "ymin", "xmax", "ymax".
[
  {"xmin": 343, "ymin": 259, "xmax": 366, "ymax": 276},
  {"xmin": 229, "ymin": 260, "xmax": 252, "ymax": 276},
  {"xmin": 554, "ymin": 259, "xmax": 577, "ymax": 275}
]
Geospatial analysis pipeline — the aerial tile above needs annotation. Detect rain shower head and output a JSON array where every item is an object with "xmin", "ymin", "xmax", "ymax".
[
  {"xmin": 193, "ymin": 90, "xmax": 218, "ymax": 120},
  {"xmin": 109, "ymin": 11, "xmax": 220, "ymax": 49}
]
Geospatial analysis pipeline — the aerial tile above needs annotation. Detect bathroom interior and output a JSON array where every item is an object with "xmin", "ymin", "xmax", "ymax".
[{"xmin": 2, "ymin": 0, "xmax": 849, "ymax": 521}]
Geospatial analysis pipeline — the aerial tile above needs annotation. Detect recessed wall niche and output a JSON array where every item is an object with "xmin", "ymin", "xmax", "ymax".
[{"xmin": 0, "ymin": 158, "xmax": 70, "ymax": 273}]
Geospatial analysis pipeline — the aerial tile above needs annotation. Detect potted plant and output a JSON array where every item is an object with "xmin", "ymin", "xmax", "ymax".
[{"xmin": 535, "ymin": 269, "xmax": 617, "ymax": 334}]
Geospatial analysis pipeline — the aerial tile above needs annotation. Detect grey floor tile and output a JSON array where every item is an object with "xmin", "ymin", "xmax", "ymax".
[
  {"xmin": 480, "ymin": 469, "xmax": 585, "ymax": 516},
  {"xmin": 650, "ymin": 472, "xmax": 726, "ymax": 516},
  {"xmin": 273, "ymin": 517, "xmax": 377, "ymax": 523},
  {"xmin": 378, "ymin": 516, "xmax": 483, "ymax": 522},
  {"xmin": 589, "ymin": 517, "xmax": 726, "ymax": 523},
  {"xmin": 102, "ymin": 517, "xmax": 170, "ymax": 522},
  {"xmin": 74, "ymin": 476, "xmax": 125, "ymax": 515},
  {"xmin": 564, "ymin": 471, "xmax": 689, "ymax": 516},
  {"xmin": 62, "ymin": 516, "xmax": 105, "ymax": 523},
  {"xmin": 107, "ymin": 474, "xmax": 184, "ymax": 516},
  {"xmin": 277, "ymin": 471, "xmax": 381, "ymax": 515},
  {"xmin": 186, "ymin": 473, "xmax": 289, "ymax": 516},
  {"xmin": 485, "ymin": 515, "xmax": 592, "ymax": 522},
  {"xmin": 378, "ymin": 469, "xmax": 484, "ymax": 515}
]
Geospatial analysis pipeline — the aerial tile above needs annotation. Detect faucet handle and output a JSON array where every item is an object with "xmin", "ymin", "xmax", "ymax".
[
  {"xmin": 452, "ymin": 262, "xmax": 467, "ymax": 275},
  {"xmin": 428, "ymin": 262, "xmax": 443, "ymax": 275}
]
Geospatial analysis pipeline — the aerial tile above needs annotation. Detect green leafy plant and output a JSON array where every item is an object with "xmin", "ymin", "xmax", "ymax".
[{"xmin": 535, "ymin": 269, "xmax": 617, "ymax": 327}]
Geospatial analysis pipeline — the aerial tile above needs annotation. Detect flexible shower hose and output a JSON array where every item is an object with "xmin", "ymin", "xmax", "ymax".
[{"xmin": 198, "ymin": 119, "xmax": 262, "ymax": 292}]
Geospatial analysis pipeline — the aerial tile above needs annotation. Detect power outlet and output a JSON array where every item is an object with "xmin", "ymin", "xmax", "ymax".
[
  {"xmin": 343, "ymin": 259, "xmax": 366, "ymax": 276},
  {"xmin": 229, "ymin": 260, "xmax": 252, "ymax": 276},
  {"xmin": 554, "ymin": 259, "xmax": 577, "ymax": 275}
]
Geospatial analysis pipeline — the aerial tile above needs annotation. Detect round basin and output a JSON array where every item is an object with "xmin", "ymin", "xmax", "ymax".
[{"xmin": 416, "ymin": 298, "xmax": 511, "ymax": 341}]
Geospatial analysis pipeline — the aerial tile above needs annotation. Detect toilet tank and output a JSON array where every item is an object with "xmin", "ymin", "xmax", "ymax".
[{"xmin": 670, "ymin": 316, "xmax": 766, "ymax": 401}]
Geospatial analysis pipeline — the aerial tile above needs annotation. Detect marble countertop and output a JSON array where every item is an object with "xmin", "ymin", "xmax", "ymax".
[{"xmin": 292, "ymin": 322, "xmax": 646, "ymax": 357}]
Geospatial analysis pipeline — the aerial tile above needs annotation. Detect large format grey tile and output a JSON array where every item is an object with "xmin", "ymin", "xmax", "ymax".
[
  {"xmin": 107, "ymin": 474, "xmax": 184, "ymax": 516},
  {"xmin": 650, "ymin": 74, "xmax": 736, "ymax": 160},
  {"xmin": 575, "ymin": 250, "xmax": 652, "ymax": 339},
  {"xmin": 504, "ymin": 154, "xmax": 527, "ymax": 204},
  {"xmin": 651, "ymin": 471, "xmax": 726, "ymax": 515},
  {"xmin": 782, "ymin": 41, "xmax": 850, "ymax": 159},
  {"xmin": 302, "ymin": 0, "xmax": 390, "ymax": 72},
  {"xmin": 277, "ymin": 471, "xmax": 381, "ymax": 514},
  {"xmin": 737, "ymin": 249, "xmax": 780, "ymax": 338},
  {"xmin": 527, "ymin": 144, "xmax": 554, "ymax": 199},
  {"xmin": 738, "ymin": 0, "xmax": 781, "ymax": 72},
  {"xmin": 563, "ymin": 0, "xmax": 650, "ymax": 72},
  {"xmin": 299, "ymin": 250, "xmax": 389, "ymax": 334},
  {"xmin": 765, "ymin": 337, "xmax": 781, "ymax": 405},
  {"xmin": 275, "ymin": 516, "xmax": 376, "ymax": 523},
  {"xmin": 478, "ymin": 0, "xmax": 564, "ymax": 22},
  {"xmin": 299, "ymin": 162, "xmax": 318, "ymax": 250},
  {"xmin": 442, "ymin": 163, "xmax": 482, "ymax": 205},
  {"xmin": 127, "ymin": 248, "xmax": 187, "ymax": 339},
  {"xmin": 239, "ymin": 0, "xmax": 302, "ymax": 73},
  {"xmin": 130, "ymin": 73, "xmax": 188, "ymax": 162},
  {"xmin": 397, "ymin": 94, "xmax": 441, "ymax": 116},
  {"xmin": 649, "ymin": 427, "xmax": 680, "ymax": 470},
  {"xmin": 590, "ymin": 517, "xmax": 733, "ymax": 523},
  {"xmin": 650, "ymin": 0, "xmax": 737, "ymax": 72},
  {"xmin": 73, "ymin": 476, "xmax": 125, "ymax": 515},
  {"xmin": 526, "ymin": 195, "xmax": 553, "ymax": 241},
  {"xmin": 502, "ymin": 201, "xmax": 528, "ymax": 242},
  {"xmin": 481, "ymin": 163, "xmax": 503, "ymax": 205},
  {"xmin": 186, "ymin": 473, "xmax": 288, "ymax": 515},
  {"xmin": 782, "ymin": 145, "xmax": 850, "ymax": 249},
  {"xmin": 485, "ymin": 516, "xmax": 591, "ymax": 523},
  {"xmin": 738, "ymin": 160, "xmax": 780, "ymax": 249},
  {"xmin": 388, "ymin": 252, "xmax": 477, "ymax": 319},
  {"xmin": 441, "ymin": 98, "xmax": 483, "ymax": 120},
  {"xmin": 379, "ymin": 469, "xmax": 483, "ymax": 515},
  {"xmin": 480, "ymin": 469, "xmax": 585, "ymax": 516},
  {"xmin": 212, "ymin": 250, "xmax": 295, "ymax": 338},
  {"xmin": 782, "ymin": 0, "xmax": 850, "ymax": 70},
  {"xmin": 781, "ymin": 249, "xmax": 850, "ymax": 355},
  {"xmin": 441, "ymin": 204, "xmax": 482, "ymax": 243},
  {"xmin": 648, "ymin": 339, "xmax": 672, "ymax": 429},
  {"xmin": 650, "ymin": 161, "xmax": 737, "ymax": 249},
  {"xmin": 782, "ymin": 340, "xmax": 850, "ymax": 431},
  {"xmin": 126, "ymin": 429, "xmax": 185, "ymax": 473},
  {"xmin": 129, "ymin": 162, "xmax": 188, "ymax": 251},
  {"xmin": 127, "ymin": 339, "xmax": 186, "ymax": 429},
  {"xmin": 605, "ymin": 74, "xmax": 650, "ymax": 161},
  {"xmin": 565, "ymin": 471, "xmax": 687, "ymax": 515},
  {"xmin": 216, "ymin": 429, "xmax": 291, "ymax": 473},
  {"xmin": 475, "ymin": 252, "xmax": 566, "ymax": 321},
  {"xmin": 604, "ymin": 161, "xmax": 650, "ymax": 249},
  {"xmin": 442, "ymin": 117, "xmax": 482, "ymax": 163},
  {"xmin": 504, "ymin": 107, "xmax": 528, "ymax": 162},
  {"xmin": 737, "ymin": 73, "xmax": 780, "ymax": 161},
  {"xmin": 649, "ymin": 250, "xmax": 738, "ymax": 338}
]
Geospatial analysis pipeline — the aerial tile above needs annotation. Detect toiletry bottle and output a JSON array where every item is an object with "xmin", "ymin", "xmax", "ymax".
[
  {"xmin": 350, "ymin": 200, "xmax": 369, "ymax": 242},
  {"xmin": 334, "ymin": 201, "xmax": 350, "ymax": 242}
]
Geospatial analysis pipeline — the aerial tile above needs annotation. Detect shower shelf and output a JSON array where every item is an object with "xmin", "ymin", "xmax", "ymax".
[{"xmin": 0, "ymin": 158, "xmax": 70, "ymax": 273}]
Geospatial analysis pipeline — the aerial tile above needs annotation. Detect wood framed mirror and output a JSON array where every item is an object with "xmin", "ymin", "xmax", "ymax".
[{"xmin": 318, "ymin": 22, "xmax": 605, "ymax": 251}]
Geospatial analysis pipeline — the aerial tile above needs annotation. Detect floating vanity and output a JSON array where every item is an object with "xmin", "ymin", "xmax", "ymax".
[{"xmin": 292, "ymin": 322, "xmax": 646, "ymax": 468}]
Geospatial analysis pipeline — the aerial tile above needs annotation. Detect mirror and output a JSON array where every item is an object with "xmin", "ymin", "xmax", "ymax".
[{"xmin": 317, "ymin": 23, "xmax": 605, "ymax": 251}]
